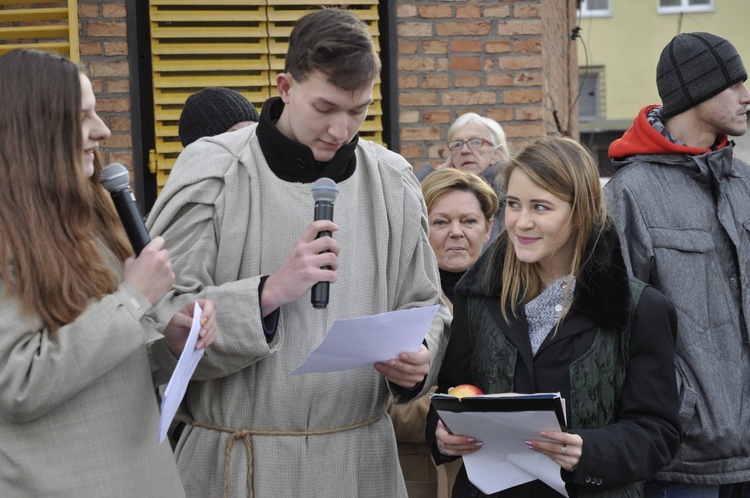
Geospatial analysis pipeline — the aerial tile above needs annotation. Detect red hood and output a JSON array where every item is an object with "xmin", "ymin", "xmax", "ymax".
[{"xmin": 608, "ymin": 104, "xmax": 728, "ymax": 159}]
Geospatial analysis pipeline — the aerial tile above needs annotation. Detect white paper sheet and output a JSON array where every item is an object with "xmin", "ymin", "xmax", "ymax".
[
  {"xmin": 290, "ymin": 305, "xmax": 440, "ymax": 375},
  {"xmin": 436, "ymin": 409, "xmax": 569, "ymax": 497},
  {"xmin": 157, "ymin": 302, "xmax": 204, "ymax": 444}
]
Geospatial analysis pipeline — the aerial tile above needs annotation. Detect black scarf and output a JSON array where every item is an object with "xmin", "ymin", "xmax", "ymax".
[{"xmin": 256, "ymin": 97, "xmax": 358, "ymax": 183}]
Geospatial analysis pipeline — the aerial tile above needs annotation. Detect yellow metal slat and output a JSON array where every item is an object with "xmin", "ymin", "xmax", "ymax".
[
  {"xmin": 152, "ymin": 58, "xmax": 269, "ymax": 72},
  {"xmin": 152, "ymin": 40, "xmax": 267, "ymax": 55},
  {"xmin": 150, "ymin": 10, "xmax": 262, "ymax": 23},
  {"xmin": 151, "ymin": 0, "xmax": 265, "ymax": 5},
  {"xmin": 0, "ymin": 42, "xmax": 70, "ymax": 56},
  {"xmin": 0, "ymin": 25, "xmax": 69, "ymax": 40},
  {"xmin": 150, "ymin": 25, "xmax": 268, "ymax": 39},
  {"xmin": 0, "ymin": 8, "xmax": 68, "ymax": 22},
  {"xmin": 153, "ymin": 74, "xmax": 271, "ymax": 88}
]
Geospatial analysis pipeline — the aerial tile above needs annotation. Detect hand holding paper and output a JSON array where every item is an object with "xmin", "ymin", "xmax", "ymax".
[
  {"xmin": 290, "ymin": 305, "xmax": 439, "ymax": 375},
  {"xmin": 158, "ymin": 302, "xmax": 205, "ymax": 444}
]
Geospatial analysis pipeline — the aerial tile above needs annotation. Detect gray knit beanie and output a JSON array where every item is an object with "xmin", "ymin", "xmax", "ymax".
[
  {"xmin": 657, "ymin": 32, "xmax": 747, "ymax": 118},
  {"xmin": 178, "ymin": 87, "xmax": 259, "ymax": 147}
]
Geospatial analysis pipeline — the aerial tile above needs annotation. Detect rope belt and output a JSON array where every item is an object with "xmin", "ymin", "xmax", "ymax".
[{"xmin": 190, "ymin": 409, "xmax": 386, "ymax": 498}]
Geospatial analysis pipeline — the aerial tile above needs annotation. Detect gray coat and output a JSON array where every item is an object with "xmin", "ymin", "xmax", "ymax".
[
  {"xmin": 606, "ymin": 144, "xmax": 750, "ymax": 484},
  {"xmin": 0, "ymin": 257, "xmax": 185, "ymax": 497}
]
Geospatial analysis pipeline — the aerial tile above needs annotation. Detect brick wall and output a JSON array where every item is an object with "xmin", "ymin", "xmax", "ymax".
[
  {"xmin": 80, "ymin": 1, "xmax": 578, "ymax": 184},
  {"xmin": 396, "ymin": 0, "xmax": 578, "ymax": 169},
  {"xmin": 77, "ymin": 0, "xmax": 134, "ymax": 178}
]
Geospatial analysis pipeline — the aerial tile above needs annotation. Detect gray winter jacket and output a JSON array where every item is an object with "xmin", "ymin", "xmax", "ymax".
[{"xmin": 606, "ymin": 143, "xmax": 750, "ymax": 484}]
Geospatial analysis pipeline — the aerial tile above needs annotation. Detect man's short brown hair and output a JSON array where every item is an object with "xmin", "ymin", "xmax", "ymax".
[{"xmin": 285, "ymin": 8, "xmax": 381, "ymax": 92}]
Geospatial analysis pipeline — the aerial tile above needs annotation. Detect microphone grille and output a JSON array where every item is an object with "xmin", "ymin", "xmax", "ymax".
[
  {"xmin": 311, "ymin": 177, "xmax": 339, "ymax": 203},
  {"xmin": 99, "ymin": 163, "xmax": 130, "ymax": 193}
]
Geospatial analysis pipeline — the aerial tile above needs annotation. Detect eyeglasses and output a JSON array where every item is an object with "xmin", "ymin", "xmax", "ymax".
[{"xmin": 447, "ymin": 138, "xmax": 493, "ymax": 151}]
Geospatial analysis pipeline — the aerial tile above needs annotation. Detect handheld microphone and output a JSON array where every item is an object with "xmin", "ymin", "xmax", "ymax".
[
  {"xmin": 310, "ymin": 177, "xmax": 339, "ymax": 309},
  {"xmin": 100, "ymin": 163, "xmax": 151, "ymax": 256}
]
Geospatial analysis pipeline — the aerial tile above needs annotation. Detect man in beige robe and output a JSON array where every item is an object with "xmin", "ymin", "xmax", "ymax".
[{"xmin": 147, "ymin": 8, "xmax": 450, "ymax": 498}]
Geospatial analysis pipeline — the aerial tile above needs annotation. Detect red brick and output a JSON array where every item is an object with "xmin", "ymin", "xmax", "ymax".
[
  {"xmin": 398, "ymin": 40, "xmax": 419, "ymax": 55},
  {"xmin": 514, "ymin": 106, "xmax": 544, "ymax": 121},
  {"xmin": 400, "ymin": 92, "xmax": 439, "ymax": 106},
  {"xmin": 441, "ymin": 91, "xmax": 496, "ymax": 106},
  {"xmin": 513, "ymin": 72, "xmax": 542, "ymax": 87},
  {"xmin": 514, "ymin": 38, "xmax": 542, "ymax": 53},
  {"xmin": 396, "ymin": 5, "xmax": 418, "ymax": 18},
  {"xmin": 449, "ymin": 56, "xmax": 481, "ymax": 71},
  {"xmin": 503, "ymin": 123, "xmax": 546, "ymax": 138},
  {"xmin": 399, "ymin": 143, "xmax": 421, "ymax": 159},
  {"xmin": 436, "ymin": 21, "xmax": 490, "ymax": 37},
  {"xmin": 451, "ymin": 39, "xmax": 481, "ymax": 53},
  {"xmin": 104, "ymin": 41, "xmax": 128, "ymax": 56},
  {"xmin": 422, "ymin": 40, "xmax": 448, "ymax": 55},
  {"xmin": 483, "ymin": 58, "xmax": 495, "ymax": 72},
  {"xmin": 487, "ymin": 73, "xmax": 513, "ymax": 87},
  {"xmin": 79, "ymin": 41, "xmax": 101, "ymax": 56},
  {"xmin": 515, "ymin": 4, "xmax": 541, "ymax": 18},
  {"xmin": 399, "ymin": 110, "xmax": 420, "ymax": 124},
  {"xmin": 418, "ymin": 5, "xmax": 452, "ymax": 18},
  {"xmin": 498, "ymin": 55, "xmax": 542, "ymax": 70},
  {"xmin": 78, "ymin": 4, "xmax": 99, "ymax": 18},
  {"xmin": 86, "ymin": 21, "xmax": 127, "ymax": 38},
  {"xmin": 397, "ymin": 22, "xmax": 432, "ymax": 37},
  {"xmin": 498, "ymin": 20, "xmax": 542, "ymax": 36},
  {"xmin": 106, "ymin": 152, "xmax": 133, "ymax": 167},
  {"xmin": 456, "ymin": 5, "xmax": 480, "ymax": 18},
  {"xmin": 88, "ymin": 61, "xmax": 129, "ymax": 77},
  {"xmin": 96, "ymin": 97, "xmax": 130, "ymax": 113},
  {"xmin": 423, "ymin": 110, "xmax": 452, "ymax": 124},
  {"xmin": 107, "ymin": 79, "xmax": 130, "ymax": 94},
  {"xmin": 485, "ymin": 39, "xmax": 511, "ymax": 54},
  {"xmin": 401, "ymin": 126, "xmax": 441, "ymax": 141},
  {"xmin": 486, "ymin": 108, "xmax": 513, "ymax": 123},
  {"xmin": 483, "ymin": 5, "xmax": 511, "ymax": 18},
  {"xmin": 103, "ymin": 4, "xmax": 127, "ymax": 18},
  {"xmin": 108, "ymin": 117, "xmax": 132, "ymax": 132},
  {"xmin": 504, "ymin": 88, "xmax": 542, "ymax": 104},
  {"xmin": 423, "ymin": 75, "xmax": 449, "ymax": 89},
  {"xmin": 398, "ymin": 74, "xmax": 419, "ymax": 89},
  {"xmin": 101, "ymin": 133, "xmax": 132, "ymax": 149},
  {"xmin": 398, "ymin": 58, "xmax": 435, "ymax": 71},
  {"xmin": 455, "ymin": 74, "xmax": 481, "ymax": 88}
]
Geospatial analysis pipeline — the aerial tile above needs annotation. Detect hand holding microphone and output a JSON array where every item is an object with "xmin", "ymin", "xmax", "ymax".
[
  {"xmin": 100, "ymin": 163, "xmax": 150, "ymax": 256},
  {"xmin": 311, "ymin": 178, "xmax": 339, "ymax": 309},
  {"xmin": 100, "ymin": 163, "xmax": 174, "ymax": 304}
]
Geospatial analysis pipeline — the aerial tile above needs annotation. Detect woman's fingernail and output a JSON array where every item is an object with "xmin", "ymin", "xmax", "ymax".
[
  {"xmin": 475, "ymin": 442, "xmax": 483, "ymax": 447},
  {"xmin": 467, "ymin": 438, "xmax": 475, "ymax": 443}
]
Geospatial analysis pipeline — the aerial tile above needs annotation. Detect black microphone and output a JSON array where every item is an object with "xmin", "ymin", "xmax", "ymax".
[
  {"xmin": 100, "ymin": 163, "xmax": 151, "ymax": 256},
  {"xmin": 310, "ymin": 178, "xmax": 339, "ymax": 309}
]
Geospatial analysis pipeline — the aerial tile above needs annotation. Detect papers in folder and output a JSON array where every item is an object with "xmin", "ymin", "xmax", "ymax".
[
  {"xmin": 431, "ymin": 392, "xmax": 569, "ymax": 497},
  {"xmin": 290, "ymin": 305, "xmax": 439, "ymax": 375},
  {"xmin": 157, "ymin": 302, "xmax": 204, "ymax": 444}
]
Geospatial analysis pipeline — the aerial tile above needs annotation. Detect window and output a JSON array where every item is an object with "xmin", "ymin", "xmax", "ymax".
[
  {"xmin": 658, "ymin": 0, "xmax": 713, "ymax": 14},
  {"xmin": 579, "ymin": 0, "xmax": 611, "ymax": 17},
  {"xmin": 579, "ymin": 69, "xmax": 603, "ymax": 122}
]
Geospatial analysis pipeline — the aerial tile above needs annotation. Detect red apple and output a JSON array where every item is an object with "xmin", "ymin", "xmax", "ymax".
[{"xmin": 447, "ymin": 384, "xmax": 483, "ymax": 399}]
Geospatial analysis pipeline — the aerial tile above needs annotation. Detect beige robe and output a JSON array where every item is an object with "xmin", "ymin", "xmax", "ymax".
[
  {"xmin": 146, "ymin": 125, "xmax": 451, "ymax": 497},
  {"xmin": 0, "ymin": 258, "xmax": 184, "ymax": 497}
]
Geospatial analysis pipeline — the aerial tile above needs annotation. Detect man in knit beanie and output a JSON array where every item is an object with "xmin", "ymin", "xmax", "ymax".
[
  {"xmin": 178, "ymin": 87, "xmax": 259, "ymax": 147},
  {"xmin": 606, "ymin": 32, "xmax": 750, "ymax": 498}
]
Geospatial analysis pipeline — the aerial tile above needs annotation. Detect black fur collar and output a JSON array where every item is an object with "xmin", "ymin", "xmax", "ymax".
[{"xmin": 456, "ymin": 223, "xmax": 632, "ymax": 330}]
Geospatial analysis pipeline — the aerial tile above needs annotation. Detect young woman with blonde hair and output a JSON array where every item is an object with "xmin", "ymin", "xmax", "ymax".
[{"xmin": 427, "ymin": 135, "xmax": 680, "ymax": 497}]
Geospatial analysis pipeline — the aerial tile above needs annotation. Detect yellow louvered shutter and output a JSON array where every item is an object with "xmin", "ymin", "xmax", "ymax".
[
  {"xmin": 149, "ymin": 0, "xmax": 383, "ymax": 193},
  {"xmin": 0, "ymin": 0, "xmax": 79, "ymax": 61}
]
